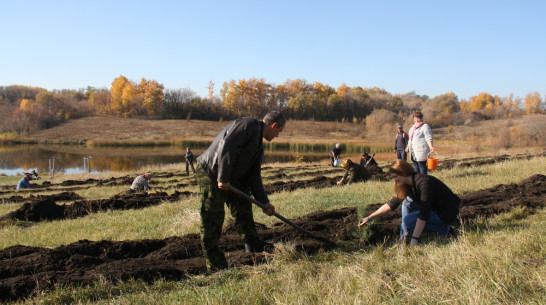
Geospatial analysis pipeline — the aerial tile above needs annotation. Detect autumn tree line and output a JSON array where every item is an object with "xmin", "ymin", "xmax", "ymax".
[{"xmin": 0, "ymin": 75, "xmax": 544, "ymax": 135}]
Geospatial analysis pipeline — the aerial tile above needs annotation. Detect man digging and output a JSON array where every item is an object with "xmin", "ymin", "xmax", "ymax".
[{"xmin": 195, "ymin": 110, "xmax": 286, "ymax": 271}]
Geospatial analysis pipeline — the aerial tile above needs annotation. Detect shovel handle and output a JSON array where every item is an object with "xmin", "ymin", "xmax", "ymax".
[{"xmin": 228, "ymin": 186, "xmax": 335, "ymax": 245}]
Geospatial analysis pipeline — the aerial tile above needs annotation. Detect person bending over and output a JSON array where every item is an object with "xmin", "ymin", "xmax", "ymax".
[
  {"xmin": 358, "ymin": 159, "xmax": 459, "ymax": 246},
  {"xmin": 130, "ymin": 171, "xmax": 154, "ymax": 191},
  {"xmin": 337, "ymin": 159, "xmax": 372, "ymax": 185},
  {"xmin": 195, "ymin": 110, "xmax": 286, "ymax": 271}
]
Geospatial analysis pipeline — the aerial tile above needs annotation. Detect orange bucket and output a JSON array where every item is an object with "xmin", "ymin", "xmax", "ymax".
[{"xmin": 427, "ymin": 152, "xmax": 439, "ymax": 170}]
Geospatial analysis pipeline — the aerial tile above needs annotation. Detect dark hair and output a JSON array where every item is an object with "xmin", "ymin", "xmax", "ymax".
[
  {"xmin": 263, "ymin": 111, "xmax": 286, "ymax": 127},
  {"xmin": 388, "ymin": 160, "xmax": 414, "ymax": 200},
  {"xmin": 413, "ymin": 111, "xmax": 423, "ymax": 119}
]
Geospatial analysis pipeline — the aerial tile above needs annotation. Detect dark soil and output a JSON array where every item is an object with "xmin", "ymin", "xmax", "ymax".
[
  {"xmin": 0, "ymin": 191, "xmax": 192, "ymax": 222},
  {"xmin": 0, "ymin": 207, "xmax": 357, "ymax": 302},
  {"xmin": 0, "ymin": 166, "xmax": 387, "ymax": 222}
]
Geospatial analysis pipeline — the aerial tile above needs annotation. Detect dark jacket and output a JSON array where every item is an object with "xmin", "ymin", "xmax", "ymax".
[
  {"xmin": 330, "ymin": 146, "xmax": 342, "ymax": 158},
  {"xmin": 394, "ymin": 131, "xmax": 409, "ymax": 151},
  {"xmin": 196, "ymin": 117, "xmax": 268, "ymax": 204},
  {"xmin": 342, "ymin": 163, "xmax": 372, "ymax": 184},
  {"xmin": 388, "ymin": 174, "xmax": 460, "ymax": 224},
  {"xmin": 185, "ymin": 151, "xmax": 194, "ymax": 163}
]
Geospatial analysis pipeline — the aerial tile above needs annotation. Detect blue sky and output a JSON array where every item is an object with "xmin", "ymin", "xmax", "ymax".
[{"xmin": 1, "ymin": 0, "xmax": 545, "ymax": 101}]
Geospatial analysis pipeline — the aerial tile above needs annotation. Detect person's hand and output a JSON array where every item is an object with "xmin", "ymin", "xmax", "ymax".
[
  {"xmin": 262, "ymin": 203, "xmax": 275, "ymax": 216},
  {"xmin": 337, "ymin": 179, "xmax": 343, "ymax": 185},
  {"xmin": 358, "ymin": 216, "xmax": 371, "ymax": 228},
  {"xmin": 217, "ymin": 181, "xmax": 230, "ymax": 190},
  {"xmin": 430, "ymin": 147, "xmax": 435, "ymax": 153},
  {"xmin": 409, "ymin": 237, "xmax": 419, "ymax": 247}
]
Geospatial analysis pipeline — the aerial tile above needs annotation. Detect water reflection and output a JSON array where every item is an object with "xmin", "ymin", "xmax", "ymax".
[{"xmin": 0, "ymin": 145, "xmax": 328, "ymax": 176}]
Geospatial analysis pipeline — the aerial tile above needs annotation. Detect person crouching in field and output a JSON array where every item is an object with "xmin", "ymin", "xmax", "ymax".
[
  {"xmin": 130, "ymin": 171, "xmax": 154, "ymax": 192},
  {"xmin": 16, "ymin": 172, "xmax": 33, "ymax": 190},
  {"xmin": 337, "ymin": 159, "xmax": 372, "ymax": 185},
  {"xmin": 358, "ymin": 159, "xmax": 460, "ymax": 246}
]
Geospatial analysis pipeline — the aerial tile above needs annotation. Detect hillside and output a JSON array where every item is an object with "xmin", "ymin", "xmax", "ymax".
[{"xmin": 26, "ymin": 114, "xmax": 546, "ymax": 146}]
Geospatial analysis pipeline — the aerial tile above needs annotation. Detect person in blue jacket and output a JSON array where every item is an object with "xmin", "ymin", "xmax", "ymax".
[{"xmin": 16, "ymin": 173, "xmax": 33, "ymax": 189}]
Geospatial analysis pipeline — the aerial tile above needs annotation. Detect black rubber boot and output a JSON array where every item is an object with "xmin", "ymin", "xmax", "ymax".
[{"xmin": 244, "ymin": 240, "xmax": 274, "ymax": 253}]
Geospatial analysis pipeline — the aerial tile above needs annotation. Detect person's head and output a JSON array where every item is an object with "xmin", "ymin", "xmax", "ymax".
[
  {"xmin": 361, "ymin": 152, "xmax": 370, "ymax": 159},
  {"xmin": 262, "ymin": 111, "xmax": 286, "ymax": 141},
  {"xmin": 413, "ymin": 111, "xmax": 424, "ymax": 123},
  {"xmin": 144, "ymin": 171, "xmax": 154, "ymax": 180},
  {"xmin": 186, "ymin": 147, "xmax": 191, "ymax": 152},
  {"xmin": 397, "ymin": 125, "xmax": 403, "ymax": 132},
  {"xmin": 388, "ymin": 160, "xmax": 414, "ymax": 199},
  {"xmin": 23, "ymin": 173, "xmax": 32, "ymax": 180},
  {"xmin": 335, "ymin": 143, "xmax": 341, "ymax": 148},
  {"xmin": 340, "ymin": 159, "xmax": 352, "ymax": 170}
]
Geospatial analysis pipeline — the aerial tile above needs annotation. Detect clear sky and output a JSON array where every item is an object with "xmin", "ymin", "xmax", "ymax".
[{"xmin": 1, "ymin": 0, "xmax": 545, "ymax": 101}]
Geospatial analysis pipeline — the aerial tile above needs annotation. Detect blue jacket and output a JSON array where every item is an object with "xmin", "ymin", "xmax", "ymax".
[{"xmin": 17, "ymin": 177, "xmax": 33, "ymax": 189}]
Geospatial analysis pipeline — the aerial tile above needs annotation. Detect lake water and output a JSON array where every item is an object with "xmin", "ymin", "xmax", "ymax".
[{"xmin": 0, "ymin": 145, "xmax": 329, "ymax": 176}]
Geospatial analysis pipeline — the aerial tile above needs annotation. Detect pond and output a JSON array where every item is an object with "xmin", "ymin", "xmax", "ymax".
[{"xmin": 0, "ymin": 145, "xmax": 331, "ymax": 176}]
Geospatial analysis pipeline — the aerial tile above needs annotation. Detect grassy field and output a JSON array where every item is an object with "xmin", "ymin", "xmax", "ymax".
[{"xmin": 0, "ymin": 153, "xmax": 545, "ymax": 304}]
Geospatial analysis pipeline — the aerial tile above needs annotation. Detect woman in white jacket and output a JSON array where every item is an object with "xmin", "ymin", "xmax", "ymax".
[{"xmin": 406, "ymin": 111, "xmax": 434, "ymax": 174}]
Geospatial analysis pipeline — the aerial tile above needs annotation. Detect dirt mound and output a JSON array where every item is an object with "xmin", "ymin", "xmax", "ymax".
[
  {"xmin": 363, "ymin": 174, "xmax": 546, "ymax": 244},
  {"xmin": 436, "ymin": 152, "xmax": 545, "ymax": 171},
  {"xmin": 0, "ymin": 191, "xmax": 193, "ymax": 222},
  {"xmin": 2, "ymin": 191, "xmax": 83, "ymax": 204},
  {"xmin": 0, "ymin": 207, "xmax": 357, "ymax": 302}
]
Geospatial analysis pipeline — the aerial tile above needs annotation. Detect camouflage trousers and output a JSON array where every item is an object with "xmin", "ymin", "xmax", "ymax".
[{"xmin": 195, "ymin": 164, "xmax": 260, "ymax": 269}]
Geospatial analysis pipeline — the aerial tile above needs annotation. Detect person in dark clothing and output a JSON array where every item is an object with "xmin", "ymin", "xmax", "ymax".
[
  {"xmin": 329, "ymin": 143, "xmax": 342, "ymax": 167},
  {"xmin": 394, "ymin": 125, "xmax": 409, "ymax": 161},
  {"xmin": 184, "ymin": 147, "xmax": 196, "ymax": 175},
  {"xmin": 337, "ymin": 159, "xmax": 372, "ymax": 185},
  {"xmin": 358, "ymin": 159, "xmax": 460, "ymax": 246},
  {"xmin": 195, "ymin": 111, "xmax": 286, "ymax": 270},
  {"xmin": 359, "ymin": 152, "xmax": 378, "ymax": 167}
]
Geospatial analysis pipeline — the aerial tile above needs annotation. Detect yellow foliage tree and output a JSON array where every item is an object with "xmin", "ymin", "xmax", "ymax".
[
  {"xmin": 139, "ymin": 78, "xmax": 164, "ymax": 117},
  {"xmin": 468, "ymin": 92, "xmax": 494, "ymax": 110},
  {"xmin": 111, "ymin": 75, "xmax": 138, "ymax": 117},
  {"xmin": 19, "ymin": 98, "xmax": 32, "ymax": 110},
  {"xmin": 222, "ymin": 78, "xmax": 272, "ymax": 117},
  {"xmin": 524, "ymin": 91, "xmax": 543, "ymax": 114}
]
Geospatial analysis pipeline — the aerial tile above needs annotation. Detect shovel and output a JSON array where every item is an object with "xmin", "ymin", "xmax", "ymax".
[
  {"xmin": 365, "ymin": 153, "xmax": 376, "ymax": 167},
  {"xmin": 229, "ymin": 186, "xmax": 336, "ymax": 246}
]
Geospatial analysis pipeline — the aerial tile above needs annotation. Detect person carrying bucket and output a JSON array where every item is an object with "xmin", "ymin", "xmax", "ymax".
[
  {"xmin": 329, "ymin": 143, "xmax": 342, "ymax": 167},
  {"xmin": 406, "ymin": 111, "xmax": 435, "ymax": 174}
]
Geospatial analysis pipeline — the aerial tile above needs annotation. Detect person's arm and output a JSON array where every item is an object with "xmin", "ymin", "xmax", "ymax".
[
  {"xmin": 409, "ymin": 219, "xmax": 426, "ymax": 246},
  {"xmin": 358, "ymin": 203, "xmax": 392, "ymax": 227},
  {"xmin": 424, "ymin": 125, "xmax": 434, "ymax": 153},
  {"xmin": 337, "ymin": 170, "xmax": 349, "ymax": 185}
]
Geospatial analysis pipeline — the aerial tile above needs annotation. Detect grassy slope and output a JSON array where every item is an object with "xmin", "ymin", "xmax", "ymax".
[
  {"xmin": 1, "ymin": 156, "xmax": 544, "ymax": 304},
  {"xmin": 1, "ymin": 113, "xmax": 545, "ymax": 304}
]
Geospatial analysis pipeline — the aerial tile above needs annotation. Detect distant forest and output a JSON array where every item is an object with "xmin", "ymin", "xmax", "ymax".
[{"xmin": 0, "ymin": 75, "xmax": 544, "ymax": 134}]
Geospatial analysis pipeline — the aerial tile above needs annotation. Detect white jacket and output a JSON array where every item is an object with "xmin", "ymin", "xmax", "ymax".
[{"xmin": 408, "ymin": 123, "xmax": 433, "ymax": 162}]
